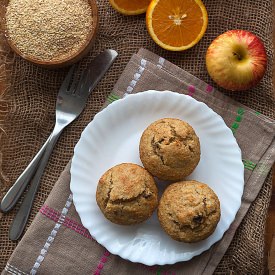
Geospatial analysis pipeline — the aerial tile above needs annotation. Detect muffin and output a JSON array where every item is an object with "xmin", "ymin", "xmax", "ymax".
[
  {"xmin": 96, "ymin": 163, "xmax": 158, "ymax": 225},
  {"xmin": 158, "ymin": 180, "xmax": 220, "ymax": 242},
  {"xmin": 139, "ymin": 118, "xmax": 200, "ymax": 181}
]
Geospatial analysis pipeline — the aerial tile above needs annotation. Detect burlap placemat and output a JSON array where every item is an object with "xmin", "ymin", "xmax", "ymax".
[{"xmin": 0, "ymin": 0, "xmax": 274, "ymax": 273}]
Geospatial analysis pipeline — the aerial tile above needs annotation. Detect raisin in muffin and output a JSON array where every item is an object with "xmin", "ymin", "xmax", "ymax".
[
  {"xmin": 96, "ymin": 163, "xmax": 158, "ymax": 225},
  {"xmin": 158, "ymin": 180, "xmax": 220, "ymax": 242},
  {"xmin": 139, "ymin": 118, "xmax": 200, "ymax": 181}
]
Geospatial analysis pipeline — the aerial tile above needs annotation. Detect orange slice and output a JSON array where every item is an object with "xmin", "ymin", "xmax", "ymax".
[
  {"xmin": 146, "ymin": 0, "xmax": 208, "ymax": 51},
  {"xmin": 109, "ymin": 0, "xmax": 151, "ymax": 15}
]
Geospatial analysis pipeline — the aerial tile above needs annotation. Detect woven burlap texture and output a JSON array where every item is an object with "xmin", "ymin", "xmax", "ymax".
[{"xmin": 0, "ymin": 0, "xmax": 274, "ymax": 273}]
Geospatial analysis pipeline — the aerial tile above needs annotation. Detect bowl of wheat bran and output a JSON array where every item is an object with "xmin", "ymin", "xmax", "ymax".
[{"xmin": 3, "ymin": 0, "xmax": 98, "ymax": 68}]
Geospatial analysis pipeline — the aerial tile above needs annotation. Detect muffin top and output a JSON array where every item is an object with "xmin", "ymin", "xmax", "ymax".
[
  {"xmin": 96, "ymin": 163, "xmax": 158, "ymax": 225},
  {"xmin": 139, "ymin": 118, "xmax": 200, "ymax": 181},
  {"xmin": 158, "ymin": 180, "xmax": 220, "ymax": 242}
]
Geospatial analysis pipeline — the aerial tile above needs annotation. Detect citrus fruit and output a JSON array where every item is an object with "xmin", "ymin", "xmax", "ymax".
[
  {"xmin": 146, "ymin": 0, "xmax": 208, "ymax": 51},
  {"xmin": 109, "ymin": 0, "xmax": 151, "ymax": 15}
]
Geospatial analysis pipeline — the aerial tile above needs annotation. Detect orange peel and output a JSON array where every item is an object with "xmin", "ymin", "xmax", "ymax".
[{"xmin": 109, "ymin": 0, "xmax": 151, "ymax": 15}]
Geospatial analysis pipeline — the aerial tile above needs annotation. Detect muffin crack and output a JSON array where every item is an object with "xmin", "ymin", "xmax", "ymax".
[
  {"xmin": 168, "ymin": 123, "xmax": 195, "ymax": 153},
  {"xmin": 193, "ymin": 215, "xmax": 204, "ymax": 224},
  {"xmin": 109, "ymin": 184, "xmax": 153, "ymax": 205},
  {"xmin": 202, "ymin": 196, "xmax": 216, "ymax": 216},
  {"xmin": 104, "ymin": 173, "xmax": 114, "ymax": 208},
  {"xmin": 203, "ymin": 197, "xmax": 207, "ymax": 207},
  {"xmin": 169, "ymin": 213, "xmax": 192, "ymax": 231},
  {"xmin": 168, "ymin": 123, "xmax": 184, "ymax": 142},
  {"xmin": 151, "ymin": 136, "xmax": 165, "ymax": 164}
]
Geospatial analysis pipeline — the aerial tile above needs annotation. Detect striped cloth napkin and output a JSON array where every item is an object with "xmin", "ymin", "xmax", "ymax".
[{"xmin": 3, "ymin": 48, "xmax": 275, "ymax": 275}]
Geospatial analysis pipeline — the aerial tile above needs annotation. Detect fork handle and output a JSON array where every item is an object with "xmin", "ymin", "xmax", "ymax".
[
  {"xmin": 9, "ymin": 129, "xmax": 62, "ymax": 240},
  {"xmin": 0, "ymin": 135, "xmax": 53, "ymax": 213}
]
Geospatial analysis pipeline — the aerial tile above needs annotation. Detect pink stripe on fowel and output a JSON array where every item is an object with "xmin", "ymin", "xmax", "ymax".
[
  {"xmin": 97, "ymin": 263, "xmax": 104, "ymax": 269},
  {"xmin": 100, "ymin": 257, "xmax": 108, "ymax": 263},
  {"xmin": 206, "ymin": 84, "xmax": 214, "ymax": 93},
  {"xmin": 40, "ymin": 205, "xmax": 112, "ymax": 274},
  {"xmin": 188, "ymin": 85, "xmax": 196, "ymax": 96},
  {"xmin": 31, "ymin": 194, "xmax": 73, "ymax": 275},
  {"xmin": 104, "ymin": 251, "xmax": 111, "ymax": 256},
  {"xmin": 40, "ymin": 205, "xmax": 93, "ymax": 240},
  {"xmin": 40, "ymin": 205, "xmax": 178, "ymax": 274},
  {"xmin": 93, "ymin": 250, "xmax": 111, "ymax": 275}
]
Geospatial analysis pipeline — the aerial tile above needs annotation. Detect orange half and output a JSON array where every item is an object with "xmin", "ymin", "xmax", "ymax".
[
  {"xmin": 146, "ymin": 0, "xmax": 208, "ymax": 51},
  {"xmin": 109, "ymin": 0, "xmax": 151, "ymax": 15}
]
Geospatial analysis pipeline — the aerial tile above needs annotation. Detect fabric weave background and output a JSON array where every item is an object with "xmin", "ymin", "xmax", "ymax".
[{"xmin": 0, "ymin": 0, "xmax": 274, "ymax": 273}]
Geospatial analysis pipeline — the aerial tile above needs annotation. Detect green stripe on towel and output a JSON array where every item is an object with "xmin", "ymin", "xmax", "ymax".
[
  {"xmin": 242, "ymin": 159, "xmax": 257, "ymax": 171},
  {"xmin": 107, "ymin": 93, "xmax": 120, "ymax": 103}
]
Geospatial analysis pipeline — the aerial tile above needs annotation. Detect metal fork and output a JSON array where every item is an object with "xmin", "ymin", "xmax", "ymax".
[{"xmin": 1, "ymin": 49, "xmax": 118, "ymax": 240}]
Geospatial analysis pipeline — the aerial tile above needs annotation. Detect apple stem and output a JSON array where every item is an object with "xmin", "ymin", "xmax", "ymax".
[{"xmin": 233, "ymin": 52, "xmax": 242, "ymax": 61}]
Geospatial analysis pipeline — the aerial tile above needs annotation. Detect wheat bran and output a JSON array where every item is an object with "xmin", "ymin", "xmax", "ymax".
[{"xmin": 5, "ymin": 0, "xmax": 93, "ymax": 62}]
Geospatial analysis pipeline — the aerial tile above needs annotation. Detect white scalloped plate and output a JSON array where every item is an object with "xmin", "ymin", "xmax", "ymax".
[{"xmin": 70, "ymin": 90, "xmax": 244, "ymax": 266}]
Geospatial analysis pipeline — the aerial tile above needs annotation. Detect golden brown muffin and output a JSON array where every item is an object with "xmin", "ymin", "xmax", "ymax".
[
  {"xmin": 96, "ymin": 163, "xmax": 158, "ymax": 225},
  {"xmin": 158, "ymin": 181, "xmax": 220, "ymax": 242},
  {"xmin": 139, "ymin": 118, "xmax": 200, "ymax": 181}
]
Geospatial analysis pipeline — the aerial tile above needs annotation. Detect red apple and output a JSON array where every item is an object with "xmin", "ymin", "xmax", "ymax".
[{"xmin": 205, "ymin": 30, "xmax": 267, "ymax": 91}]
